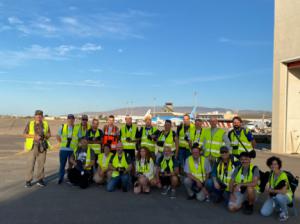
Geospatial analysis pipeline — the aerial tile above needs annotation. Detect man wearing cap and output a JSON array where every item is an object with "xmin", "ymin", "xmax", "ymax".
[
  {"xmin": 120, "ymin": 115, "xmax": 139, "ymax": 161},
  {"xmin": 107, "ymin": 142, "xmax": 132, "ymax": 192},
  {"xmin": 228, "ymin": 152, "xmax": 260, "ymax": 214},
  {"xmin": 139, "ymin": 115, "xmax": 158, "ymax": 159},
  {"xmin": 209, "ymin": 146, "xmax": 238, "ymax": 204},
  {"xmin": 23, "ymin": 110, "xmax": 51, "ymax": 187},
  {"xmin": 183, "ymin": 143, "xmax": 211, "ymax": 201},
  {"xmin": 56, "ymin": 114, "xmax": 76, "ymax": 184}
]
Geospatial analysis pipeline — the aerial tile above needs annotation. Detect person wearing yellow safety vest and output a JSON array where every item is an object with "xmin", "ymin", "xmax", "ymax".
[
  {"xmin": 56, "ymin": 114, "xmax": 76, "ymax": 184},
  {"xmin": 176, "ymin": 114, "xmax": 195, "ymax": 169},
  {"xmin": 261, "ymin": 156, "xmax": 293, "ymax": 222},
  {"xmin": 209, "ymin": 146, "xmax": 238, "ymax": 204},
  {"xmin": 183, "ymin": 143, "xmax": 211, "ymax": 201},
  {"xmin": 71, "ymin": 114, "xmax": 91, "ymax": 152},
  {"xmin": 93, "ymin": 144, "xmax": 113, "ymax": 185},
  {"xmin": 156, "ymin": 120, "xmax": 177, "ymax": 162},
  {"xmin": 120, "ymin": 115, "xmax": 139, "ymax": 162},
  {"xmin": 23, "ymin": 110, "xmax": 51, "ymax": 188},
  {"xmin": 228, "ymin": 152, "xmax": 260, "ymax": 215},
  {"xmin": 68, "ymin": 138, "xmax": 95, "ymax": 189},
  {"xmin": 200, "ymin": 117, "xmax": 231, "ymax": 165},
  {"xmin": 156, "ymin": 146, "xmax": 180, "ymax": 199},
  {"xmin": 134, "ymin": 147, "xmax": 157, "ymax": 194},
  {"xmin": 228, "ymin": 116, "xmax": 256, "ymax": 159},
  {"xmin": 107, "ymin": 142, "xmax": 132, "ymax": 192},
  {"xmin": 190, "ymin": 118, "xmax": 205, "ymax": 148},
  {"xmin": 86, "ymin": 118, "xmax": 103, "ymax": 158},
  {"xmin": 138, "ymin": 115, "xmax": 158, "ymax": 160}
]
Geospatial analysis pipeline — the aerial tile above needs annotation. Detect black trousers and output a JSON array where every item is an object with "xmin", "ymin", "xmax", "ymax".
[{"xmin": 68, "ymin": 168, "xmax": 92, "ymax": 189}]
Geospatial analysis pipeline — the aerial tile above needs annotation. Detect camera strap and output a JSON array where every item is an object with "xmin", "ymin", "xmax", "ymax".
[{"xmin": 233, "ymin": 129, "xmax": 249, "ymax": 153}]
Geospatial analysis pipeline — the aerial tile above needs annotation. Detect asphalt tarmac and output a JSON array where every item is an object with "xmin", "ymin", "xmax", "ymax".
[{"xmin": 0, "ymin": 135, "xmax": 299, "ymax": 224}]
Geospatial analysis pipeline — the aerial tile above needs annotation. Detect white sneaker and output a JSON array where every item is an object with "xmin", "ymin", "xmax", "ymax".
[{"xmin": 161, "ymin": 186, "xmax": 170, "ymax": 196}]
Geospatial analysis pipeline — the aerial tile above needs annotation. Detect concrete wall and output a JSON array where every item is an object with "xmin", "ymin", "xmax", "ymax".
[{"xmin": 272, "ymin": 0, "xmax": 300, "ymax": 153}]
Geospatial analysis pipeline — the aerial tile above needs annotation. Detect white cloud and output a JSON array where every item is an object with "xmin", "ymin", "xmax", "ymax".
[
  {"xmin": 80, "ymin": 43, "xmax": 102, "ymax": 51},
  {"xmin": 118, "ymin": 48, "xmax": 124, "ymax": 53},
  {"xmin": 0, "ymin": 43, "xmax": 102, "ymax": 68},
  {"xmin": 60, "ymin": 17, "xmax": 79, "ymax": 26},
  {"xmin": 218, "ymin": 37, "xmax": 272, "ymax": 46},
  {"xmin": 8, "ymin": 16, "xmax": 23, "ymax": 25}
]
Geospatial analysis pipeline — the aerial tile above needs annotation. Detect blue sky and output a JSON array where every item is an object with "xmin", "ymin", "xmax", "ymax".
[{"xmin": 0, "ymin": 0, "xmax": 274, "ymax": 115}]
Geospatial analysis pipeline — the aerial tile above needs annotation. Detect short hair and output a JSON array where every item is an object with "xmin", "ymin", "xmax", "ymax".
[
  {"xmin": 165, "ymin": 119, "xmax": 172, "ymax": 124},
  {"xmin": 108, "ymin": 115, "xmax": 115, "ymax": 119},
  {"xmin": 232, "ymin": 116, "xmax": 242, "ymax": 123},
  {"xmin": 266, "ymin": 156, "xmax": 282, "ymax": 169},
  {"xmin": 195, "ymin": 118, "xmax": 202, "ymax": 122},
  {"xmin": 103, "ymin": 144, "xmax": 111, "ymax": 150},
  {"xmin": 239, "ymin": 151, "xmax": 250, "ymax": 158},
  {"xmin": 92, "ymin": 118, "xmax": 99, "ymax": 123},
  {"xmin": 183, "ymin": 114, "xmax": 190, "ymax": 119}
]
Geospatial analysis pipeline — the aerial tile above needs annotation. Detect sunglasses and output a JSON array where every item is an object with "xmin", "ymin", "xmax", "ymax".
[
  {"xmin": 82, "ymin": 119, "xmax": 88, "ymax": 121},
  {"xmin": 220, "ymin": 151, "xmax": 228, "ymax": 154}
]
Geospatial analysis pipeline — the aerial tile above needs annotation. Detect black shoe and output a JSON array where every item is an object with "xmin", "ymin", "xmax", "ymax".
[
  {"xmin": 25, "ymin": 181, "xmax": 32, "ymax": 188},
  {"xmin": 187, "ymin": 194, "xmax": 196, "ymax": 200},
  {"xmin": 243, "ymin": 202, "xmax": 254, "ymax": 215},
  {"xmin": 37, "ymin": 180, "xmax": 46, "ymax": 187},
  {"xmin": 122, "ymin": 187, "xmax": 128, "ymax": 192},
  {"xmin": 58, "ymin": 179, "xmax": 63, "ymax": 185}
]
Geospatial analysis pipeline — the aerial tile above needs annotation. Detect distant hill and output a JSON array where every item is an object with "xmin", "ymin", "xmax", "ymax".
[{"xmin": 80, "ymin": 106, "xmax": 272, "ymax": 119}]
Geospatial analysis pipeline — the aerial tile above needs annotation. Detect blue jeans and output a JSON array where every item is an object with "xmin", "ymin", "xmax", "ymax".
[
  {"xmin": 106, "ymin": 174, "xmax": 130, "ymax": 192},
  {"xmin": 261, "ymin": 194, "xmax": 290, "ymax": 217},
  {"xmin": 178, "ymin": 148, "xmax": 191, "ymax": 168},
  {"xmin": 59, "ymin": 150, "xmax": 73, "ymax": 181}
]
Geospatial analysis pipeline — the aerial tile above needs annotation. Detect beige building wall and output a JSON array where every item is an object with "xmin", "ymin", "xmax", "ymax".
[{"xmin": 272, "ymin": 0, "xmax": 300, "ymax": 154}]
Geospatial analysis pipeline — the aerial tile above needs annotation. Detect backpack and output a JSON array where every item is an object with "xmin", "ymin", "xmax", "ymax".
[{"xmin": 284, "ymin": 170, "xmax": 299, "ymax": 194}]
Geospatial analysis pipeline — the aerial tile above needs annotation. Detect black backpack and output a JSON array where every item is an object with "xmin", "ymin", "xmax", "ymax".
[{"xmin": 284, "ymin": 171, "xmax": 299, "ymax": 194}]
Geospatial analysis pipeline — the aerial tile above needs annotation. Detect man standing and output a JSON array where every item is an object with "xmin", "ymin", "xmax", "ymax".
[
  {"xmin": 191, "ymin": 118, "xmax": 205, "ymax": 148},
  {"xmin": 86, "ymin": 118, "xmax": 103, "ymax": 156},
  {"xmin": 156, "ymin": 120, "xmax": 177, "ymax": 160},
  {"xmin": 201, "ymin": 117, "xmax": 231, "ymax": 165},
  {"xmin": 23, "ymin": 110, "xmax": 51, "ymax": 187},
  {"xmin": 139, "ymin": 115, "xmax": 158, "ymax": 159},
  {"xmin": 102, "ymin": 115, "xmax": 119, "ymax": 153},
  {"xmin": 176, "ymin": 114, "xmax": 195, "ymax": 168},
  {"xmin": 56, "ymin": 114, "xmax": 76, "ymax": 184},
  {"xmin": 70, "ymin": 114, "xmax": 90, "ymax": 153},
  {"xmin": 228, "ymin": 116, "xmax": 256, "ymax": 159},
  {"xmin": 120, "ymin": 115, "xmax": 138, "ymax": 161}
]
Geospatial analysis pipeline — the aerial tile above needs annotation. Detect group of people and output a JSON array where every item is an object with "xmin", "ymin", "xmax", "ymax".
[{"xmin": 23, "ymin": 110, "xmax": 296, "ymax": 222}]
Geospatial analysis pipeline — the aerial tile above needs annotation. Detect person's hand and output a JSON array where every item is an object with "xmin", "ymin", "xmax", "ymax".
[
  {"xmin": 234, "ymin": 184, "xmax": 241, "ymax": 192},
  {"xmin": 34, "ymin": 135, "xmax": 41, "ymax": 141},
  {"xmin": 196, "ymin": 180, "xmax": 203, "ymax": 188},
  {"xmin": 230, "ymin": 192, "xmax": 237, "ymax": 202},
  {"xmin": 267, "ymin": 188, "xmax": 275, "ymax": 194},
  {"xmin": 214, "ymin": 181, "xmax": 221, "ymax": 190}
]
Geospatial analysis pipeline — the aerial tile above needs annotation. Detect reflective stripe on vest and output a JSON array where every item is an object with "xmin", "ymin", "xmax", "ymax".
[
  {"xmin": 25, "ymin": 120, "xmax": 49, "ymax": 151},
  {"xmin": 234, "ymin": 164, "xmax": 259, "ymax": 192},
  {"xmin": 141, "ymin": 126, "xmax": 157, "ymax": 152},
  {"xmin": 60, "ymin": 124, "xmax": 74, "ymax": 149},
  {"xmin": 102, "ymin": 126, "xmax": 118, "ymax": 150},
  {"xmin": 160, "ymin": 158, "xmax": 174, "ymax": 173},
  {"xmin": 136, "ymin": 158, "xmax": 154, "ymax": 179},
  {"xmin": 111, "ymin": 153, "xmax": 129, "ymax": 177},
  {"xmin": 74, "ymin": 147, "xmax": 92, "ymax": 170},
  {"xmin": 203, "ymin": 128, "xmax": 225, "ymax": 158},
  {"xmin": 216, "ymin": 160, "xmax": 234, "ymax": 191},
  {"xmin": 156, "ymin": 131, "xmax": 175, "ymax": 152},
  {"xmin": 191, "ymin": 128, "xmax": 204, "ymax": 147},
  {"xmin": 270, "ymin": 171, "xmax": 293, "ymax": 202},
  {"xmin": 97, "ymin": 152, "xmax": 113, "ymax": 170},
  {"xmin": 87, "ymin": 129, "xmax": 101, "ymax": 154},
  {"xmin": 188, "ymin": 156, "xmax": 206, "ymax": 182},
  {"xmin": 70, "ymin": 123, "xmax": 91, "ymax": 152},
  {"xmin": 178, "ymin": 124, "xmax": 195, "ymax": 149},
  {"xmin": 230, "ymin": 128, "xmax": 253, "ymax": 156},
  {"xmin": 121, "ymin": 125, "xmax": 137, "ymax": 150}
]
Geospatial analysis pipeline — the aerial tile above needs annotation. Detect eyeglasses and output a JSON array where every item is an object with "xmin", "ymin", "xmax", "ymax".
[{"xmin": 82, "ymin": 119, "xmax": 88, "ymax": 121}]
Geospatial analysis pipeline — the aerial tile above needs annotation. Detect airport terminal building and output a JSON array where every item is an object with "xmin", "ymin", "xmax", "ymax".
[{"xmin": 272, "ymin": 0, "xmax": 300, "ymax": 154}]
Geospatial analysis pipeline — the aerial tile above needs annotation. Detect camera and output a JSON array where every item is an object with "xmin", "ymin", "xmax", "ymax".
[
  {"xmin": 232, "ymin": 146, "xmax": 239, "ymax": 150},
  {"xmin": 126, "ymin": 137, "xmax": 132, "ymax": 142},
  {"xmin": 147, "ymin": 135, "xmax": 152, "ymax": 141},
  {"xmin": 157, "ymin": 141, "xmax": 164, "ymax": 147}
]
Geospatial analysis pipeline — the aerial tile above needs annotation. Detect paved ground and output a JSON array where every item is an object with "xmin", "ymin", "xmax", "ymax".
[{"xmin": 0, "ymin": 135, "xmax": 299, "ymax": 224}]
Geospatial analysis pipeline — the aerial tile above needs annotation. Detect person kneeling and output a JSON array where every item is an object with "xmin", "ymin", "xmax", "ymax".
[
  {"xmin": 93, "ymin": 144, "xmax": 113, "ymax": 185},
  {"xmin": 134, "ymin": 147, "xmax": 157, "ymax": 194},
  {"xmin": 68, "ymin": 138, "xmax": 95, "ymax": 189},
  {"xmin": 228, "ymin": 152, "xmax": 260, "ymax": 215},
  {"xmin": 260, "ymin": 156, "xmax": 293, "ymax": 222},
  {"xmin": 106, "ymin": 142, "xmax": 132, "ymax": 192},
  {"xmin": 184, "ymin": 143, "xmax": 211, "ymax": 202},
  {"xmin": 156, "ymin": 146, "xmax": 179, "ymax": 199}
]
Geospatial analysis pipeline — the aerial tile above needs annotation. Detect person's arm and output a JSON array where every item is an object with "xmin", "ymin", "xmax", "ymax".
[
  {"xmin": 204, "ymin": 158, "xmax": 212, "ymax": 181},
  {"xmin": 56, "ymin": 125, "xmax": 63, "ymax": 143},
  {"xmin": 174, "ymin": 131, "xmax": 179, "ymax": 158},
  {"xmin": 69, "ymin": 154, "xmax": 77, "ymax": 166},
  {"xmin": 223, "ymin": 133, "xmax": 232, "ymax": 150},
  {"xmin": 246, "ymin": 130, "xmax": 256, "ymax": 149}
]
